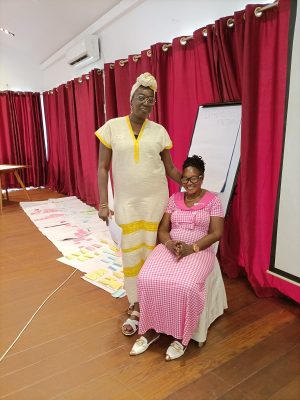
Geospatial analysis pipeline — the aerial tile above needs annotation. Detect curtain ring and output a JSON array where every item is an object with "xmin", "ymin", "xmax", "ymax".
[
  {"xmin": 227, "ymin": 18, "xmax": 235, "ymax": 28},
  {"xmin": 180, "ymin": 36, "xmax": 193, "ymax": 46},
  {"xmin": 97, "ymin": 69, "xmax": 102, "ymax": 74},
  {"xmin": 119, "ymin": 59, "xmax": 128, "ymax": 66},
  {"xmin": 110, "ymin": 63, "xmax": 114, "ymax": 69},
  {"xmin": 85, "ymin": 75, "xmax": 89, "ymax": 80},
  {"xmin": 78, "ymin": 78, "xmax": 82, "ymax": 83},
  {"xmin": 254, "ymin": 7, "xmax": 263, "ymax": 17},
  {"xmin": 162, "ymin": 43, "xmax": 171, "ymax": 52},
  {"xmin": 202, "ymin": 28, "xmax": 208, "ymax": 37},
  {"xmin": 147, "ymin": 49, "xmax": 152, "ymax": 57},
  {"xmin": 180, "ymin": 37, "xmax": 187, "ymax": 46},
  {"xmin": 133, "ymin": 55, "xmax": 140, "ymax": 62}
]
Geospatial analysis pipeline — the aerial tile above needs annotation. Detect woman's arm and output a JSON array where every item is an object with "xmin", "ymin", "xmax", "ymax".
[
  {"xmin": 158, "ymin": 212, "xmax": 172, "ymax": 245},
  {"xmin": 98, "ymin": 143, "xmax": 112, "ymax": 221},
  {"xmin": 158, "ymin": 212, "xmax": 179, "ymax": 256},
  {"xmin": 160, "ymin": 149, "xmax": 182, "ymax": 185},
  {"xmin": 195, "ymin": 216, "xmax": 224, "ymax": 250}
]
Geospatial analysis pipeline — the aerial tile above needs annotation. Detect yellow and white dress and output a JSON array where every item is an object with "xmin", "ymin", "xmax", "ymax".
[{"xmin": 96, "ymin": 116, "xmax": 173, "ymax": 303}]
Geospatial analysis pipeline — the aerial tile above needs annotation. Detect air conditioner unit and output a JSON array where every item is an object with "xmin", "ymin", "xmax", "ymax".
[{"xmin": 65, "ymin": 35, "xmax": 100, "ymax": 68}]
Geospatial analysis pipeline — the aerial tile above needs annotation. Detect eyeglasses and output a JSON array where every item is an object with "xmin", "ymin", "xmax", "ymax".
[
  {"xmin": 180, "ymin": 175, "xmax": 203, "ymax": 184},
  {"xmin": 135, "ymin": 94, "xmax": 156, "ymax": 105}
]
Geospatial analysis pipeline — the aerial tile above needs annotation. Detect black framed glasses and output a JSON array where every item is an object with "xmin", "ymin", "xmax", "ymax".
[
  {"xmin": 180, "ymin": 175, "xmax": 203, "ymax": 184},
  {"xmin": 135, "ymin": 94, "xmax": 156, "ymax": 105}
]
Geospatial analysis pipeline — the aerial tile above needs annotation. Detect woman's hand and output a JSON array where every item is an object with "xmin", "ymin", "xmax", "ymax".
[
  {"xmin": 175, "ymin": 241, "xmax": 194, "ymax": 260},
  {"xmin": 98, "ymin": 207, "xmax": 113, "ymax": 223},
  {"xmin": 165, "ymin": 240, "xmax": 181, "ymax": 256}
]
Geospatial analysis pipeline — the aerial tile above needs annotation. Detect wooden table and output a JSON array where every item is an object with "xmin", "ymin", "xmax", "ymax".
[{"xmin": 0, "ymin": 165, "xmax": 31, "ymax": 213}]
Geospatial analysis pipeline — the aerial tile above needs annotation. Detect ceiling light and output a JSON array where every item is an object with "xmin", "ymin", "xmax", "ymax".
[{"xmin": 0, "ymin": 27, "xmax": 15, "ymax": 37}]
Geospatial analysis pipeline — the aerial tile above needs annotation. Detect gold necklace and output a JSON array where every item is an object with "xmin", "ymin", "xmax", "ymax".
[{"xmin": 185, "ymin": 190, "xmax": 203, "ymax": 202}]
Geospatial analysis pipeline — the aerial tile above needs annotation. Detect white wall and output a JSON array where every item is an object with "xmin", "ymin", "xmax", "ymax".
[
  {"xmin": 0, "ymin": 42, "xmax": 43, "ymax": 92},
  {"xmin": 41, "ymin": 0, "xmax": 270, "ymax": 91}
]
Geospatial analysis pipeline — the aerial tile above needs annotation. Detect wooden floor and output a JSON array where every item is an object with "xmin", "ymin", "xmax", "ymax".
[{"xmin": 0, "ymin": 189, "xmax": 299, "ymax": 400}]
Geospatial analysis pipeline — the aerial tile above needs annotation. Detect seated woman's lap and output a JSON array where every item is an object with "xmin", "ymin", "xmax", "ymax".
[{"xmin": 138, "ymin": 244, "xmax": 215, "ymax": 288}]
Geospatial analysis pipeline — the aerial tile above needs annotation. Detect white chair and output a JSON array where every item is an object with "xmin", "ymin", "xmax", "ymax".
[{"xmin": 192, "ymin": 256, "xmax": 228, "ymax": 346}]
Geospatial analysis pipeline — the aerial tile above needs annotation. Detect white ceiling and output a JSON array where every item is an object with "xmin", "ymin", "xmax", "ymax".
[{"xmin": 0, "ymin": 0, "xmax": 123, "ymax": 63}]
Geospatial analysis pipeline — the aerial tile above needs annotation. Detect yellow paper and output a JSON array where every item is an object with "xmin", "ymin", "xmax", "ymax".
[
  {"xmin": 77, "ymin": 256, "xmax": 88, "ymax": 261},
  {"xmin": 113, "ymin": 271, "xmax": 124, "ymax": 279}
]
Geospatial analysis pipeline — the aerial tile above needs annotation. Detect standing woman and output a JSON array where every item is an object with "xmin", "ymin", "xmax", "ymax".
[{"xmin": 96, "ymin": 73, "xmax": 181, "ymax": 335}]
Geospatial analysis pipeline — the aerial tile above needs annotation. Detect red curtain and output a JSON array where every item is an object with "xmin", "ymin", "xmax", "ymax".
[
  {"xmin": 0, "ymin": 91, "xmax": 47, "ymax": 187},
  {"xmin": 43, "ymin": 69, "xmax": 105, "ymax": 206},
  {"xmin": 219, "ymin": 0, "xmax": 295, "ymax": 299}
]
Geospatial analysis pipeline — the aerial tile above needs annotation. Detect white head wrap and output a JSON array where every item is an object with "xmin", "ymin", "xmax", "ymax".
[{"xmin": 130, "ymin": 72, "xmax": 157, "ymax": 102}]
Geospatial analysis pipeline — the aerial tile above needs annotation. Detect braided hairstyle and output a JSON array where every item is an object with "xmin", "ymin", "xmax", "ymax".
[{"xmin": 182, "ymin": 155, "xmax": 205, "ymax": 175}]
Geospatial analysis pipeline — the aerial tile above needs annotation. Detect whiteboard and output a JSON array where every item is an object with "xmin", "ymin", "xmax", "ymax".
[
  {"xmin": 269, "ymin": 2, "xmax": 300, "ymax": 284},
  {"xmin": 188, "ymin": 104, "xmax": 241, "ymax": 213}
]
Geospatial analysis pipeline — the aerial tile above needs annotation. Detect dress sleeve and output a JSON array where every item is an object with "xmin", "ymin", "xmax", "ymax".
[
  {"xmin": 165, "ymin": 194, "xmax": 176, "ymax": 214},
  {"xmin": 209, "ymin": 195, "xmax": 224, "ymax": 217},
  {"xmin": 160, "ymin": 126, "xmax": 173, "ymax": 150},
  {"xmin": 95, "ymin": 121, "xmax": 112, "ymax": 149}
]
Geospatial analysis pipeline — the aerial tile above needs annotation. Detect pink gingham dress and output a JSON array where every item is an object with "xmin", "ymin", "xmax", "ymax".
[{"xmin": 137, "ymin": 191, "xmax": 224, "ymax": 345}]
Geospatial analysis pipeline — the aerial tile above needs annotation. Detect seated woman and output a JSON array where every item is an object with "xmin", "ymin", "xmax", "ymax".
[{"xmin": 130, "ymin": 155, "xmax": 224, "ymax": 360}]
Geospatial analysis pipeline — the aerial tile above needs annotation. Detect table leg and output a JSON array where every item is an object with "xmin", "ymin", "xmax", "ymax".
[
  {"xmin": 0, "ymin": 175, "xmax": 3, "ymax": 214},
  {"xmin": 13, "ymin": 171, "xmax": 31, "ymax": 200}
]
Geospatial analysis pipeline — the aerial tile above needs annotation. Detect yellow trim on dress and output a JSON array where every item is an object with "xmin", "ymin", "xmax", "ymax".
[
  {"xmin": 122, "ymin": 242, "xmax": 155, "ymax": 253},
  {"xmin": 95, "ymin": 130, "xmax": 112, "ymax": 149},
  {"xmin": 125, "ymin": 116, "xmax": 147, "ymax": 163},
  {"xmin": 119, "ymin": 220, "xmax": 159, "ymax": 235},
  {"xmin": 123, "ymin": 259, "xmax": 145, "ymax": 277}
]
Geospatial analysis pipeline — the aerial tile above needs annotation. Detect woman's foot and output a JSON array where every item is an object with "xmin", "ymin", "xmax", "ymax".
[
  {"xmin": 130, "ymin": 330, "xmax": 160, "ymax": 355},
  {"xmin": 165, "ymin": 340, "xmax": 187, "ymax": 361},
  {"xmin": 122, "ymin": 302, "xmax": 140, "ymax": 336}
]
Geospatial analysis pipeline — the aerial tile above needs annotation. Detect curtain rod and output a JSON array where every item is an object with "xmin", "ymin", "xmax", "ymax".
[
  {"xmin": 121, "ymin": 0, "xmax": 279, "ymax": 58},
  {"xmin": 177, "ymin": 1, "xmax": 279, "ymax": 47},
  {"xmin": 46, "ymin": 69, "xmax": 102, "ymax": 94},
  {"xmin": 110, "ymin": 49, "xmax": 152, "ymax": 68}
]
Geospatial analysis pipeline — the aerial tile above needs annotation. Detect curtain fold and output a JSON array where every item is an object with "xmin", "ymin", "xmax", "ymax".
[
  {"xmin": 0, "ymin": 91, "xmax": 47, "ymax": 187},
  {"xmin": 113, "ymin": 60, "xmax": 131, "ymax": 117},
  {"xmin": 104, "ymin": 63, "xmax": 118, "ymax": 120},
  {"xmin": 215, "ymin": 16, "xmax": 241, "ymax": 101}
]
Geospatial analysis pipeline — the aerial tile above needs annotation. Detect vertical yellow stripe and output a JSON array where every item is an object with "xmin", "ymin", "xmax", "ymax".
[{"xmin": 125, "ymin": 116, "xmax": 147, "ymax": 163}]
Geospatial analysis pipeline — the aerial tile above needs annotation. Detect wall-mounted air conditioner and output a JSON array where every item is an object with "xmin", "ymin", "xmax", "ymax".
[{"xmin": 65, "ymin": 35, "xmax": 100, "ymax": 68}]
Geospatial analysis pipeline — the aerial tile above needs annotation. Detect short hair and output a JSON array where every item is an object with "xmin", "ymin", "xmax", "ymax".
[{"xmin": 182, "ymin": 155, "xmax": 205, "ymax": 174}]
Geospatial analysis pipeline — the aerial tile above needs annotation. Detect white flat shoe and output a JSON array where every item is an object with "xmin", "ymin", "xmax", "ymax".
[
  {"xmin": 165, "ymin": 340, "xmax": 187, "ymax": 361},
  {"xmin": 130, "ymin": 335, "xmax": 160, "ymax": 356}
]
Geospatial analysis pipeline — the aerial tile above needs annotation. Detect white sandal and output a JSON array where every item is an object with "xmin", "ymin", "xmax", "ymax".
[
  {"xmin": 127, "ymin": 304, "xmax": 134, "ymax": 315},
  {"xmin": 122, "ymin": 311, "xmax": 140, "ymax": 336},
  {"xmin": 130, "ymin": 334, "xmax": 160, "ymax": 356},
  {"xmin": 165, "ymin": 340, "xmax": 187, "ymax": 361}
]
